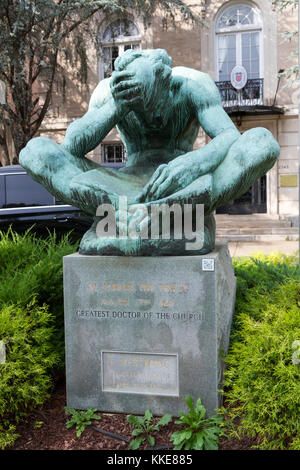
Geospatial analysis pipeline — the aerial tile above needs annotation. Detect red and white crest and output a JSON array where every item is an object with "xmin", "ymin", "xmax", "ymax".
[{"xmin": 230, "ymin": 66, "xmax": 248, "ymax": 90}]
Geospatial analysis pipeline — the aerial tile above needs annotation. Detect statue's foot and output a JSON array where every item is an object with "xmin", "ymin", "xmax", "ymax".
[
  {"xmin": 74, "ymin": 170, "xmax": 215, "ymax": 256},
  {"xmin": 78, "ymin": 213, "xmax": 215, "ymax": 256},
  {"xmin": 69, "ymin": 167, "xmax": 148, "ymax": 213},
  {"xmin": 151, "ymin": 173, "xmax": 213, "ymax": 210}
]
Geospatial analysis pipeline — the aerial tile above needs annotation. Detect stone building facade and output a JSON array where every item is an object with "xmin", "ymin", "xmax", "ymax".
[{"xmin": 39, "ymin": 0, "xmax": 298, "ymax": 218}]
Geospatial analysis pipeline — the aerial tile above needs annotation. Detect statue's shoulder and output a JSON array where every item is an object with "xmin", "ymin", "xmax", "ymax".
[
  {"xmin": 88, "ymin": 78, "xmax": 112, "ymax": 110},
  {"xmin": 172, "ymin": 67, "xmax": 221, "ymax": 107}
]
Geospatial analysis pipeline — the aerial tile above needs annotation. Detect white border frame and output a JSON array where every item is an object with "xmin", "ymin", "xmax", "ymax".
[{"xmin": 101, "ymin": 350, "xmax": 180, "ymax": 397}]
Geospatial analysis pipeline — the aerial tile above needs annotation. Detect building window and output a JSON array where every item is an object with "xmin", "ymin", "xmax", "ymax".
[
  {"xmin": 101, "ymin": 143, "xmax": 127, "ymax": 164},
  {"xmin": 99, "ymin": 19, "xmax": 141, "ymax": 79},
  {"xmin": 215, "ymin": 4, "xmax": 263, "ymax": 106},
  {"xmin": 215, "ymin": 4, "xmax": 263, "ymax": 81}
]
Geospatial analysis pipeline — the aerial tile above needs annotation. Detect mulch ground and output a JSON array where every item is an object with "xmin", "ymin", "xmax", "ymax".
[{"xmin": 8, "ymin": 378, "xmax": 258, "ymax": 451}]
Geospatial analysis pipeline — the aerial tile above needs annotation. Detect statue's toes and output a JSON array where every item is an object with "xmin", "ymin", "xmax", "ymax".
[{"xmin": 70, "ymin": 174, "xmax": 111, "ymax": 214}]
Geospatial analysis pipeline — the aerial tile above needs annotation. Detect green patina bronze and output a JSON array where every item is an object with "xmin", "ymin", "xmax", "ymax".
[{"xmin": 20, "ymin": 49, "xmax": 280, "ymax": 255}]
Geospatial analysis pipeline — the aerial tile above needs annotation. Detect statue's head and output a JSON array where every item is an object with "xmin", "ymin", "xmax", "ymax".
[{"xmin": 114, "ymin": 49, "xmax": 173, "ymax": 113}]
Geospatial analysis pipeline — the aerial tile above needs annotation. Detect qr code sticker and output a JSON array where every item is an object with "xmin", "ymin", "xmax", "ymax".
[{"xmin": 202, "ymin": 259, "xmax": 215, "ymax": 271}]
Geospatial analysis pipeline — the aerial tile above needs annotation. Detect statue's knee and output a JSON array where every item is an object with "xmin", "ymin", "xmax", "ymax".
[
  {"xmin": 241, "ymin": 127, "xmax": 280, "ymax": 163},
  {"xmin": 20, "ymin": 137, "xmax": 47, "ymax": 167},
  {"xmin": 245, "ymin": 127, "xmax": 279, "ymax": 152},
  {"xmin": 20, "ymin": 137, "xmax": 61, "ymax": 174}
]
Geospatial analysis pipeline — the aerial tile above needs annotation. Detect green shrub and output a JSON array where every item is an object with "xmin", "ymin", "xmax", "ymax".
[
  {"xmin": 127, "ymin": 409, "xmax": 172, "ymax": 449},
  {"xmin": 0, "ymin": 424, "xmax": 18, "ymax": 450},
  {"xmin": 232, "ymin": 252, "xmax": 300, "ymax": 342},
  {"xmin": 0, "ymin": 228, "xmax": 77, "ymax": 448},
  {"xmin": 170, "ymin": 395, "xmax": 226, "ymax": 450},
  {"xmin": 65, "ymin": 407, "xmax": 101, "ymax": 437},
  {"xmin": 223, "ymin": 272, "xmax": 300, "ymax": 450},
  {"xmin": 0, "ymin": 228, "xmax": 78, "ymax": 362},
  {"xmin": 0, "ymin": 227, "xmax": 77, "ymax": 316},
  {"xmin": 0, "ymin": 300, "xmax": 60, "ymax": 448}
]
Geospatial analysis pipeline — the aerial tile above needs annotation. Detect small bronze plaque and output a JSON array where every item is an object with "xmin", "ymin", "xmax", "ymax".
[
  {"xmin": 102, "ymin": 351, "xmax": 179, "ymax": 396},
  {"xmin": 280, "ymin": 175, "xmax": 298, "ymax": 187}
]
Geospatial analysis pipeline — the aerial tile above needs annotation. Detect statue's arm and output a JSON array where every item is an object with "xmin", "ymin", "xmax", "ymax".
[
  {"xmin": 171, "ymin": 74, "xmax": 240, "ymax": 175},
  {"xmin": 61, "ymin": 78, "xmax": 118, "ymax": 158},
  {"xmin": 193, "ymin": 105, "xmax": 240, "ymax": 175},
  {"xmin": 135, "ymin": 71, "xmax": 240, "ymax": 203}
]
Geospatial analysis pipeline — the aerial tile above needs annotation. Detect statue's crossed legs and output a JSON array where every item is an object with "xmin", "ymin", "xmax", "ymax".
[{"xmin": 20, "ymin": 126, "xmax": 279, "ymax": 218}]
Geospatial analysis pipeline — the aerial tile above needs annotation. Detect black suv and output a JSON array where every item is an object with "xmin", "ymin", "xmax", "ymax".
[{"xmin": 0, "ymin": 165, "xmax": 91, "ymax": 233}]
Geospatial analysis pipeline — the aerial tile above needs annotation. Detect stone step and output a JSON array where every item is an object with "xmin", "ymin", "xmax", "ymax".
[
  {"xmin": 216, "ymin": 227, "xmax": 298, "ymax": 235},
  {"xmin": 216, "ymin": 233, "xmax": 299, "ymax": 242},
  {"xmin": 215, "ymin": 214, "xmax": 281, "ymax": 221},
  {"xmin": 214, "ymin": 214, "xmax": 297, "ymax": 241},
  {"xmin": 216, "ymin": 222, "xmax": 291, "ymax": 229},
  {"xmin": 215, "ymin": 215, "xmax": 291, "ymax": 228}
]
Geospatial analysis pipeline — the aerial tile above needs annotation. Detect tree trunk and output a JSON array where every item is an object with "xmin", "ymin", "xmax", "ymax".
[
  {"xmin": 0, "ymin": 126, "xmax": 17, "ymax": 166},
  {"xmin": 0, "ymin": 147, "xmax": 10, "ymax": 167},
  {"xmin": 6, "ymin": 125, "xmax": 17, "ymax": 164}
]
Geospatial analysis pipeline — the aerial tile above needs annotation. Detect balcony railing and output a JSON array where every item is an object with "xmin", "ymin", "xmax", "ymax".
[{"xmin": 215, "ymin": 78, "xmax": 264, "ymax": 108}]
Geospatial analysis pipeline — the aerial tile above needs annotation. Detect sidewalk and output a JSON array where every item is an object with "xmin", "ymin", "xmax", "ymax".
[{"xmin": 227, "ymin": 240, "xmax": 299, "ymax": 258}]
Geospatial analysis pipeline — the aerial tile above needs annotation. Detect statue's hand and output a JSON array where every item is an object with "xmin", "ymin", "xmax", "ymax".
[
  {"xmin": 135, "ymin": 159, "xmax": 199, "ymax": 203},
  {"xmin": 110, "ymin": 70, "xmax": 143, "ymax": 117}
]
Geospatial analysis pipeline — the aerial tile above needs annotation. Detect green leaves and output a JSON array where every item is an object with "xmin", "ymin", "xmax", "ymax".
[
  {"xmin": 127, "ymin": 409, "xmax": 172, "ymax": 450},
  {"xmin": 126, "ymin": 414, "xmax": 145, "ymax": 428},
  {"xmin": 0, "ymin": 0, "xmax": 198, "ymax": 162},
  {"xmin": 127, "ymin": 398, "xmax": 224, "ymax": 451},
  {"xmin": 272, "ymin": 0, "xmax": 298, "ymax": 87},
  {"xmin": 170, "ymin": 395, "xmax": 225, "ymax": 451},
  {"xmin": 130, "ymin": 436, "xmax": 145, "ymax": 450},
  {"xmin": 223, "ymin": 270, "xmax": 300, "ymax": 450},
  {"xmin": 65, "ymin": 407, "xmax": 101, "ymax": 437},
  {"xmin": 144, "ymin": 408, "xmax": 153, "ymax": 426},
  {"xmin": 0, "ymin": 299, "xmax": 61, "ymax": 448},
  {"xmin": 171, "ymin": 429, "xmax": 192, "ymax": 447},
  {"xmin": 157, "ymin": 413, "xmax": 172, "ymax": 427},
  {"xmin": 0, "ymin": 228, "xmax": 80, "ymax": 450}
]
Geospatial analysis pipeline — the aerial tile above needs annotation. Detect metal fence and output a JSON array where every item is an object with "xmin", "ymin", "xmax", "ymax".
[{"xmin": 215, "ymin": 78, "xmax": 264, "ymax": 108}]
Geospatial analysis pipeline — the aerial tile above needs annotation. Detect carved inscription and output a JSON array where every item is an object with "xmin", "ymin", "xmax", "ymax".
[
  {"xmin": 76, "ymin": 280, "xmax": 203, "ymax": 322},
  {"xmin": 76, "ymin": 309, "xmax": 202, "ymax": 321},
  {"xmin": 102, "ymin": 351, "xmax": 179, "ymax": 396}
]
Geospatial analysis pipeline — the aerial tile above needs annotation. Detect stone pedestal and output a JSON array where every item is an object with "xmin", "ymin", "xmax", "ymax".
[{"xmin": 63, "ymin": 243, "xmax": 236, "ymax": 416}]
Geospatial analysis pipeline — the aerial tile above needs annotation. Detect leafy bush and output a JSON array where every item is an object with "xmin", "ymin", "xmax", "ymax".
[
  {"xmin": 0, "ymin": 228, "xmax": 77, "ymax": 362},
  {"xmin": 0, "ymin": 228, "xmax": 77, "ymax": 448},
  {"xmin": 0, "ymin": 228, "xmax": 77, "ymax": 313},
  {"xmin": 0, "ymin": 301, "xmax": 60, "ymax": 449},
  {"xmin": 0, "ymin": 424, "xmax": 18, "ymax": 450},
  {"xmin": 65, "ymin": 407, "xmax": 101, "ymax": 437},
  {"xmin": 170, "ymin": 395, "xmax": 225, "ymax": 450},
  {"xmin": 231, "ymin": 251, "xmax": 300, "ymax": 342},
  {"xmin": 223, "ymin": 253, "xmax": 300, "ymax": 450},
  {"xmin": 127, "ymin": 409, "xmax": 172, "ymax": 449}
]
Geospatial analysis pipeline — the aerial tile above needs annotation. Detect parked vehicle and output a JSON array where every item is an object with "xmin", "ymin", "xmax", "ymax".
[{"xmin": 0, "ymin": 165, "xmax": 92, "ymax": 233}]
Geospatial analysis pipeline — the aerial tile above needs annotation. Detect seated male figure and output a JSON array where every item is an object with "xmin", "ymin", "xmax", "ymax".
[{"xmin": 20, "ymin": 49, "xmax": 280, "ymax": 255}]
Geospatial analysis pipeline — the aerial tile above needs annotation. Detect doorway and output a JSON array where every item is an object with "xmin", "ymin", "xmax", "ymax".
[{"xmin": 216, "ymin": 175, "xmax": 267, "ymax": 214}]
